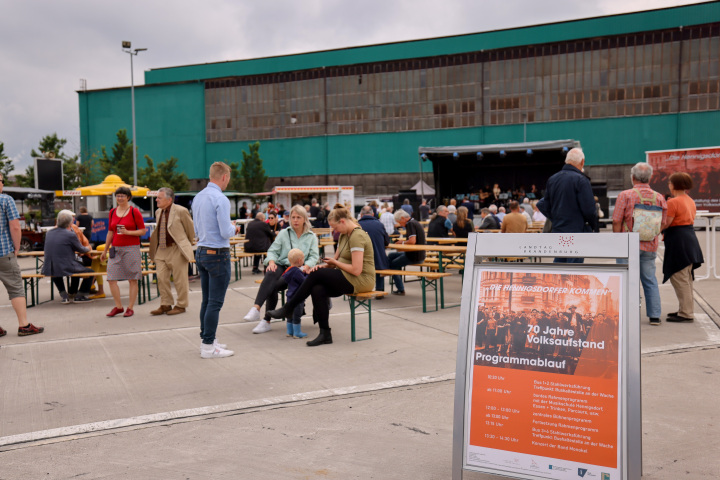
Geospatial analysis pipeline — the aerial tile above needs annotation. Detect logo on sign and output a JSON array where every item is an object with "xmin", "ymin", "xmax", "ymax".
[
  {"xmin": 559, "ymin": 235, "xmax": 575, "ymax": 247},
  {"xmin": 602, "ymin": 474, "xmax": 610, "ymax": 480},
  {"xmin": 578, "ymin": 468, "xmax": 588, "ymax": 477}
]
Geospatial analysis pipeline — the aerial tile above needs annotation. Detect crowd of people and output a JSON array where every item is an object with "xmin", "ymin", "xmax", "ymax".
[{"xmin": 0, "ymin": 150, "xmax": 707, "ymax": 355}]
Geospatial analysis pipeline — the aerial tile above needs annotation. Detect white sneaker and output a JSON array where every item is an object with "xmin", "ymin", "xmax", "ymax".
[
  {"xmin": 243, "ymin": 307, "xmax": 260, "ymax": 321},
  {"xmin": 252, "ymin": 319, "xmax": 272, "ymax": 334},
  {"xmin": 200, "ymin": 339, "xmax": 227, "ymax": 353},
  {"xmin": 200, "ymin": 344, "xmax": 234, "ymax": 359}
]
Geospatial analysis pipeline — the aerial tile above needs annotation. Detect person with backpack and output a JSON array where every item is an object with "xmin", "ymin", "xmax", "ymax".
[{"xmin": 612, "ymin": 162, "xmax": 667, "ymax": 326}]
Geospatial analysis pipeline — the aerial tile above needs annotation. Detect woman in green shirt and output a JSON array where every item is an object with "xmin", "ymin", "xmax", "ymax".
[{"xmin": 268, "ymin": 206, "xmax": 375, "ymax": 346}]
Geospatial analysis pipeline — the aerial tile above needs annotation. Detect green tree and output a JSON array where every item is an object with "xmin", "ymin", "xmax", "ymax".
[
  {"xmin": 98, "ymin": 129, "xmax": 134, "ymax": 182},
  {"xmin": 15, "ymin": 165, "xmax": 35, "ymax": 188},
  {"xmin": 240, "ymin": 142, "xmax": 268, "ymax": 193},
  {"xmin": 0, "ymin": 142, "xmax": 13, "ymax": 180},
  {"xmin": 227, "ymin": 161, "xmax": 245, "ymax": 192},
  {"xmin": 138, "ymin": 155, "xmax": 189, "ymax": 192}
]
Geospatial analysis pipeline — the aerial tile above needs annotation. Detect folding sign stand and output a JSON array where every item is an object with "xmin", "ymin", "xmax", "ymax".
[{"xmin": 452, "ymin": 233, "xmax": 641, "ymax": 480}]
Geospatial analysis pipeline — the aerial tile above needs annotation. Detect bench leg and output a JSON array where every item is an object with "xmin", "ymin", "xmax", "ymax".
[
  {"xmin": 349, "ymin": 296, "xmax": 372, "ymax": 342},
  {"xmin": 421, "ymin": 277, "xmax": 440, "ymax": 313}
]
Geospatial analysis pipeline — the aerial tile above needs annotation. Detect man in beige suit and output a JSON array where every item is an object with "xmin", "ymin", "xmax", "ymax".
[{"xmin": 149, "ymin": 187, "xmax": 195, "ymax": 315}]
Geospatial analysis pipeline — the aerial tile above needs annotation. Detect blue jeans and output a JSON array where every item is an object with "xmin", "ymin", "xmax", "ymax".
[
  {"xmin": 618, "ymin": 251, "xmax": 661, "ymax": 318},
  {"xmin": 196, "ymin": 248, "xmax": 231, "ymax": 345},
  {"xmin": 388, "ymin": 252, "xmax": 413, "ymax": 292}
]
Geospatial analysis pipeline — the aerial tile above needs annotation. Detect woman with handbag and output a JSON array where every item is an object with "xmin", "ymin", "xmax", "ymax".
[{"xmin": 100, "ymin": 186, "xmax": 147, "ymax": 317}]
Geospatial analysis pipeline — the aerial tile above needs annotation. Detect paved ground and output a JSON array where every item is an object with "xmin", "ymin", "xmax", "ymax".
[{"xmin": 1, "ymin": 231, "xmax": 719, "ymax": 479}]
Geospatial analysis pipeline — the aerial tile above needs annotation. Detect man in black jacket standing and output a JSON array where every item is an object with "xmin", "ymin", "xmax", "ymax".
[
  {"xmin": 245, "ymin": 212, "xmax": 275, "ymax": 274},
  {"xmin": 537, "ymin": 148, "xmax": 597, "ymax": 263}
]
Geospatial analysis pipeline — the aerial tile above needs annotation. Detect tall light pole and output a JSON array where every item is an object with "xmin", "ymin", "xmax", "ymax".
[{"xmin": 122, "ymin": 41, "xmax": 147, "ymax": 186}]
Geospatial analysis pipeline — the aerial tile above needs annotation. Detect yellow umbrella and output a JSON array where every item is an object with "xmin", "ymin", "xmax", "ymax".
[{"xmin": 57, "ymin": 175, "xmax": 150, "ymax": 197}]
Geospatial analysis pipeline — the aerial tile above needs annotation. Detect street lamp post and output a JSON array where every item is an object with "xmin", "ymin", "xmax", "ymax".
[{"xmin": 121, "ymin": 41, "xmax": 147, "ymax": 187}]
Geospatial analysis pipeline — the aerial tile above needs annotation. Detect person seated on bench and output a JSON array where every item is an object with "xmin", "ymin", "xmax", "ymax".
[
  {"xmin": 244, "ymin": 205, "xmax": 319, "ymax": 333},
  {"xmin": 42, "ymin": 211, "xmax": 94, "ymax": 304},
  {"xmin": 267, "ymin": 206, "xmax": 375, "ymax": 347},
  {"xmin": 245, "ymin": 212, "xmax": 275, "ymax": 274},
  {"xmin": 427, "ymin": 205, "xmax": 453, "ymax": 242},
  {"xmin": 388, "ymin": 209, "xmax": 426, "ymax": 296}
]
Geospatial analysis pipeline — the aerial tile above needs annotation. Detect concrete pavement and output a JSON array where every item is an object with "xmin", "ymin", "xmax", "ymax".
[{"xmin": 1, "ymin": 232, "xmax": 719, "ymax": 479}]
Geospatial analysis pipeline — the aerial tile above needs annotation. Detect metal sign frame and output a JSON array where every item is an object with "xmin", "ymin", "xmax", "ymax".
[{"xmin": 452, "ymin": 233, "xmax": 641, "ymax": 480}]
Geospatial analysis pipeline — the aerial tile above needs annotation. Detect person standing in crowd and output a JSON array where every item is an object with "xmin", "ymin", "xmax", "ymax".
[
  {"xmin": 148, "ymin": 187, "xmax": 195, "ymax": 316},
  {"xmin": 388, "ymin": 209, "xmax": 426, "ymax": 296},
  {"xmin": 452, "ymin": 206, "xmax": 475, "ymax": 238},
  {"xmin": 245, "ymin": 212, "xmax": 275, "ymax": 274},
  {"xmin": 612, "ymin": 162, "xmax": 667, "ymax": 326},
  {"xmin": 309, "ymin": 198, "xmax": 321, "ymax": 219},
  {"xmin": 478, "ymin": 208, "xmax": 500, "ymax": 230},
  {"xmin": 380, "ymin": 205, "xmax": 396, "ymax": 236},
  {"xmin": 661, "ymin": 172, "xmax": 704, "ymax": 323},
  {"xmin": 400, "ymin": 198, "xmax": 413, "ymax": 216},
  {"xmin": 358, "ymin": 205, "xmax": 390, "ymax": 293},
  {"xmin": 245, "ymin": 205, "xmax": 319, "ymax": 333},
  {"xmin": 501, "ymin": 201, "xmax": 528, "ymax": 233},
  {"xmin": 193, "ymin": 162, "xmax": 237, "ymax": 359},
  {"xmin": 100, "ymin": 186, "xmax": 146, "ymax": 318},
  {"xmin": 536, "ymin": 147, "xmax": 597, "ymax": 262},
  {"xmin": 42, "ymin": 211, "xmax": 95, "ymax": 304},
  {"xmin": 460, "ymin": 197, "xmax": 474, "ymax": 220},
  {"xmin": 418, "ymin": 199, "xmax": 430, "ymax": 221},
  {"xmin": 427, "ymin": 205, "xmax": 453, "ymax": 239},
  {"xmin": 0, "ymin": 173, "xmax": 44, "ymax": 337},
  {"xmin": 76, "ymin": 206, "xmax": 94, "ymax": 244},
  {"xmin": 267, "ymin": 206, "xmax": 375, "ymax": 347}
]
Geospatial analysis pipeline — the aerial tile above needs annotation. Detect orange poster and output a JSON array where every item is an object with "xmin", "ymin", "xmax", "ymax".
[{"xmin": 465, "ymin": 268, "xmax": 622, "ymax": 480}]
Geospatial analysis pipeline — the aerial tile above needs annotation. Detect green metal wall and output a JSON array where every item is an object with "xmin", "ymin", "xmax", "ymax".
[
  {"xmin": 144, "ymin": 3, "xmax": 719, "ymax": 85},
  {"xmin": 79, "ymin": 80, "xmax": 720, "ymax": 180},
  {"xmin": 78, "ymin": 82, "xmax": 207, "ymax": 182}
]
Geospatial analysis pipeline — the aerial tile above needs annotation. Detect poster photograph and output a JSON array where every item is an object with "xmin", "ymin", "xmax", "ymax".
[
  {"xmin": 646, "ymin": 146, "xmax": 720, "ymax": 212},
  {"xmin": 464, "ymin": 267, "xmax": 623, "ymax": 480}
]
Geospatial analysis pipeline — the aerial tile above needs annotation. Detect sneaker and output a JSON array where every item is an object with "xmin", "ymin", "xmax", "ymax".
[
  {"xmin": 123, "ymin": 309, "xmax": 135, "ymax": 318},
  {"xmin": 199, "ymin": 339, "xmax": 227, "ymax": 353},
  {"xmin": 0, "ymin": 326, "xmax": 6, "ymax": 337},
  {"xmin": 60, "ymin": 293, "xmax": 72, "ymax": 304},
  {"xmin": 391, "ymin": 290, "xmax": 406, "ymax": 296},
  {"xmin": 18, "ymin": 323, "xmax": 44, "ymax": 336},
  {"xmin": 106, "ymin": 307, "xmax": 124, "ymax": 317},
  {"xmin": 666, "ymin": 315, "xmax": 693, "ymax": 322},
  {"xmin": 252, "ymin": 319, "xmax": 272, "ymax": 334},
  {"xmin": 200, "ymin": 344, "xmax": 234, "ymax": 359},
  {"xmin": 243, "ymin": 307, "xmax": 260, "ymax": 322},
  {"xmin": 73, "ymin": 295, "xmax": 94, "ymax": 303},
  {"xmin": 649, "ymin": 318, "xmax": 661, "ymax": 326}
]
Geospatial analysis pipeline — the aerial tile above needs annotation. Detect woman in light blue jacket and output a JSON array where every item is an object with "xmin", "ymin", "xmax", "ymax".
[{"xmin": 243, "ymin": 204, "xmax": 319, "ymax": 333}]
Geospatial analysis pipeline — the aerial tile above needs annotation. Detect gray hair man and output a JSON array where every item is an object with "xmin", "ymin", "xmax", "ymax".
[
  {"xmin": 612, "ymin": 162, "xmax": 667, "ymax": 325},
  {"xmin": 387, "ymin": 209, "xmax": 426, "ymax": 295},
  {"xmin": 149, "ymin": 186, "xmax": 196, "ymax": 316},
  {"xmin": 536, "ymin": 147, "xmax": 598, "ymax": 262}
]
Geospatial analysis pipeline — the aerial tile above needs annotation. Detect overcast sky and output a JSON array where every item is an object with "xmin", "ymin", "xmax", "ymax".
[{"xmin": 0, "ymin": 0, "xmax": 704, "ymax": 174}]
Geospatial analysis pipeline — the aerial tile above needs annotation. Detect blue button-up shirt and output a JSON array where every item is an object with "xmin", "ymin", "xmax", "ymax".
[
  {"xmin": 0, "ymin": 193, "xmax": 20, "ymax": 257},
  {"xmin": 193, "ymin": 183, "xmax": 235, "ymax": 248}
]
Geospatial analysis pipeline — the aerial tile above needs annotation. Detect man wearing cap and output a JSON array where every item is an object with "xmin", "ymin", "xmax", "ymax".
[
  {"xmin": 149, "ymin": 187, "xmax": 195, "ymax": 316},
  {"xmin": 0, "ymin": 172, "xmax": 44, "ymax": 337},
  {"xmin": 279, "ymin": 211, "xmax": 291, "ymax": 229}
]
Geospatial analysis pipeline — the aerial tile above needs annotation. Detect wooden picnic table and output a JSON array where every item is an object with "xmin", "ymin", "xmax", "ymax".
[
  {"xmin": 425, "ymin": 237, "xmax": 468, "ymax": 244},
  {"xmin": 389, "ymin": 243, "xmax": 466, "ymax": 309}
]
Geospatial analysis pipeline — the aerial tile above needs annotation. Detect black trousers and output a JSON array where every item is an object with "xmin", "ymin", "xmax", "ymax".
[
  {"xmin": 253, "ymin": 266, "xmax": 287, "ymax": 312},
  {"xmin": 53, "ymin": 268, "xmax": 94, "ymax": 296},
  {"xmin": 283, "ymin": 268, "xmax": 353, "ymax": 329}
]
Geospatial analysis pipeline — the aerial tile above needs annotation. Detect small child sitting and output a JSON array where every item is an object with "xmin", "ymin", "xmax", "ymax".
[{"xmin": 282, "ymin": 248, "xmax": 308, "ymax": 338}]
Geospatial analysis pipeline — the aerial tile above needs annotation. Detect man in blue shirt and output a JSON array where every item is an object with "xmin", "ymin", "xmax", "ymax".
[
  {"xmin": 193, "ymin": 162, "xmax": 238, "ymax": 359},
  {"xmin": 358, "ymin": 205, "xmax": 390, "ymax": 293},
  {"xmin": 0, "ymin": 173, "xmax": 44, "ymax": 337}
]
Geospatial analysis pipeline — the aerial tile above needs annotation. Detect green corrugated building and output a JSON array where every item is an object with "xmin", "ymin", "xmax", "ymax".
[{"xmin": 78, "ymin": 2, "xmax": 720, "ymax": 198}]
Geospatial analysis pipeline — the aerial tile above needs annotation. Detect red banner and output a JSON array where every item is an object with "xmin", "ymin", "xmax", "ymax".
[{"xmin": 646, "ymin": 146, "xmax": 720, "ymax": 212}]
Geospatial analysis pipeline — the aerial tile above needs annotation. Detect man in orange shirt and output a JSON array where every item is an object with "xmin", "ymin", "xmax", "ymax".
[{"xmin": 501, "ymin": 201, "xmax": 528, "ymax": 233}]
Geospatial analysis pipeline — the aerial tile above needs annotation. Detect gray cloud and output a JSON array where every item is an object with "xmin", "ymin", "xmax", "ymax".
[{"xmin": 0, "ymin": 0, "xmax": 701, "ymax": 175}]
